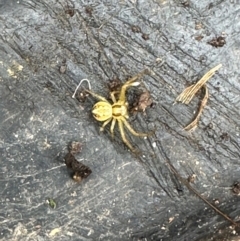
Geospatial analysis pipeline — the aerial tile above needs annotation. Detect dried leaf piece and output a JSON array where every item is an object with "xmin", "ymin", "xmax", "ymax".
[
  {"xmin": 176, "ymin": 64, "xmax": 222, "ymax": 104},
  {"xmin": 184, "ymin": 85, "xmax": 208, "ymax": 131},
  {"xmin": 176, "ymin": 64, "xmax": 222, "ymax": 131}
]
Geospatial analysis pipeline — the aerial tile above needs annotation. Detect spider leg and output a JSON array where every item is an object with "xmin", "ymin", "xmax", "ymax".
[
  {"xmin": 100, "ymin": 118, "xmax": 112, "ymax": 132},
  {"xmin": 118, "ymin": 119, "xmax": 135, "ymax": 151},
  {"xmin": 110, "ymin": 91, "xmax": 119, "ymax": 103},
  {"xmin": 119, "ymin": 69, "xmax": 148, "ymax": 102},
  {"xmin": 85, "ymin": 89, "xmax": 109, "ymax": 102},
  {"xmin": 121, "ymin": 117, "xmax": 153, "ymax": 137},
  {"xmin": 110, "ymin": 118, "xmax": 116, "ymax": 138}
]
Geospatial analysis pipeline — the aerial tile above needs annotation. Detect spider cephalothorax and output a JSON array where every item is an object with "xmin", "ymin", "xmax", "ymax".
[{"xmin": 86, "ymin": 70, "xmax": 152, "ymax": 152}]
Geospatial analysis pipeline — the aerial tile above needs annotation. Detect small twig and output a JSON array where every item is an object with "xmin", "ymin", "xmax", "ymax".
[
  {"xmin": 167, "ymin": 162, "xmax": 239, "ymax": 227},
  {"xmin": 72, "ymin": 79, "xmax": 91, "ymax": 98}
]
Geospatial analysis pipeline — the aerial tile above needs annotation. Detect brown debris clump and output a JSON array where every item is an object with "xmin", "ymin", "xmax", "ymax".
[
  {"xmin": 208, "ymin": 36, "xmax": 226, "ymax": 48},
  {"xmin": 132, "ymin": 91, "xmax": 153, "ymax": 113},
  {"xmin": 131, "ymin": 25, "xmax": 141, "ymax": 33},
  {"xmin": 76, "ymin": 90, "xmax": 90, "ymax": 103},
  {"xmin": 64, "ymin": 142, "xmax": 92, "ymax": 183}
]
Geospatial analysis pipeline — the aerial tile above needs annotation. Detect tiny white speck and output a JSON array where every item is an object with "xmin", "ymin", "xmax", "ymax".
[
  {"xmin": 152, "ymin": 142, "xmax": 156, "ymax": 148},
  {"xmin": 131, "ymin": 82, "xmax": 140, "ymax": 86}
]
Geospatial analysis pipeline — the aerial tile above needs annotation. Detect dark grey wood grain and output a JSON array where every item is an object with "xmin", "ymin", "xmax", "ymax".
[{"xmin": 0, "ymin": 0, "xmax": 240, "ymax": 240}]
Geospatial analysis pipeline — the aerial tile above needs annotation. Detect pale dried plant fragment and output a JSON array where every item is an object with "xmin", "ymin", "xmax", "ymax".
[
  {"xmin": 176, "ymin": 64, "xmax": 222, "ymax": 131},
  {"xmin": 184, "ymin": 85, "xmax": 209, "ymax": 131}
]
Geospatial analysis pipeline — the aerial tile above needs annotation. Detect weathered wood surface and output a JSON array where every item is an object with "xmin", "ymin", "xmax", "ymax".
[{"xmin": 1, "ymin": 1, "xmax": 240, "ymax": 240}]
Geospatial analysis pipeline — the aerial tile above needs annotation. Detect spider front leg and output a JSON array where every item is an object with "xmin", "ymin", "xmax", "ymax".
[
  {"xmin": 85, "ymin": 89, "xmax": 109, "ymax": 102},
  {"xmin": 110, "ymin": 91, "xmax": 119, "ymax": 103},
  {"xmin": 119, "ymin": 69, "xmax": 149, "ymax": 102}
]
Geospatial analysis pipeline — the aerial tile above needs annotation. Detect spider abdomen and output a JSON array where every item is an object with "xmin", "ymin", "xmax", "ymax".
[{"xmin": 92, "ymin": 101, "xmax": 112, "ymax": 121}]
